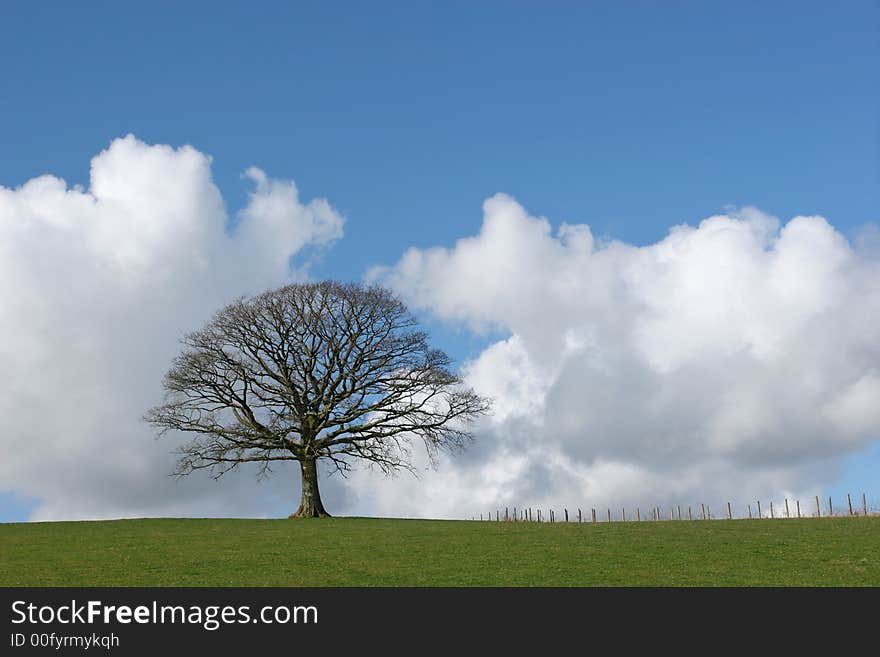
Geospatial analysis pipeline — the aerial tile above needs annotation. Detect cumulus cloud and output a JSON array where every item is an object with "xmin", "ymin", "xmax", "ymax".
[
  {"xmin": 362, "ymin": 194, "xmax": 880, "ymax": 518},
  {"xmin": 0, "ymin": 135, "xmax": 347, "ymax": 520},
  {"xmin": 3, "ymin": 141, "xmax": 878, "ymax": 523}
]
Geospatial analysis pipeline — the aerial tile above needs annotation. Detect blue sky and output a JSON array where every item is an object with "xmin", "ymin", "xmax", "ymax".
[
  {"xmin": 3, "ymin": 1, "xmax": 877, "ymax": 256},
  {"xmin": 1, "ymin": 1, "xmax": 878, "ymax": 521}
]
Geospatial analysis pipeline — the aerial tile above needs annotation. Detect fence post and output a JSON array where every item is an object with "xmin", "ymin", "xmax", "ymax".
[
  {"xmin": 847, "ymin": 494, "xmax": 853, "ymax": 516},
  {"xmin": 828, "ymin": 497, "xmax": 833, "ymax": 516},
  {"xmin": 701, "ymin": 503, "xmax": 705, "ymax": 520},
  {"xmin": 565, "ymin": 508, "xmax": 569, "ymax": 522},
  {"xmin": 707, "ymin": 505, "xmax": 711, "ymax": 520},
  {"xmin": 785, "ymin": 499, "xmax": 790, "ymax": 519},
  {"xmin": 677, "ymin": 505, "xmax": 682, "ymax": 521},
  {"xmin": 757, "ymin": 500, "xmax": 762, "ymax": 518},
  {"xmin": 796, "ymin": 500, "xmax": 801, "ymax": 518},
  {"xmin": 748, "ymin": 505, "xmax": 752, "ymax": 519},
  {"xmin": 815, "ymin": 496, "xmax": 820, "ymax": 518},
  {"xmin": 592, "ymin": 508, "xmax": 596, "ymax": 524},
  {"xmin": 496, "ymin": 510, "xmax": 499, "ymax": 521},
  {"xmin": 622, "ymin": 508, "xmax": 626, "ymax": 522},
  {"xmin": 727, "ymin": 502, "xmax": 732, "ymax": 520},
  {"xmin": 770, "ymin": 501, "xmax": 774, "ymax": 519},
  {"xmin": 636, "ymin": 507, "xmax": 640, "ymax": 522},
  {"xmin": 863, "ymin": 493, "xmax": 868, "ymax": 516},
  {"xmin": 688, "ymin": 506, "xmax": 692, "ymax": 521},
  {"xmin": 607, "ymin": 508, "xmax": 611, "ymax": 523}
]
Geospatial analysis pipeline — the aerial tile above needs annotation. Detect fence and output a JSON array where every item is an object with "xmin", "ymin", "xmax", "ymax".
[{"xmin": 473, "ymin": 492, "xmax": 877, "ymax": 523}]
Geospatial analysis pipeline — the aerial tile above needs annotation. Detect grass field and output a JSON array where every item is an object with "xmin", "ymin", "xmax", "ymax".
[{"xmin": 1, "ymin": 516, "xmax": 878, "ymax": 586}]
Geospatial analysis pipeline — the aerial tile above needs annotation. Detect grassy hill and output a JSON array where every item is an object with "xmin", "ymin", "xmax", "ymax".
[{"xmin": 1, "ymin": 516, "xmax": 878, "ymax": 586}]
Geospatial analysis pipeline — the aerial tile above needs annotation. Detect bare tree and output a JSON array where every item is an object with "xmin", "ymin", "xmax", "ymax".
[{"xmin": 145, "ymin": 281, "xmax": 490, "ymax": 517}]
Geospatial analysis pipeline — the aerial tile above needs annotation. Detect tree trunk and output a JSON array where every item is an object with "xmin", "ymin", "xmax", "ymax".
[{"xmin": 289, "ymin": 457, "xmax": 331, "ymax": 518}]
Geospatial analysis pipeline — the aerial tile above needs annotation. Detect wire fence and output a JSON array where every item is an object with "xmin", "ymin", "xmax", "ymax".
[{"xmin": 472, "ymin": 492, "xmax": 878, "ymax": 523}]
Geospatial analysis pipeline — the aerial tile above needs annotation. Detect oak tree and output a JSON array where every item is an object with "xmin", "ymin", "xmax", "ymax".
[{"xmin": 145, "ymin": 281, "xmax": 489, "ymax": 517}]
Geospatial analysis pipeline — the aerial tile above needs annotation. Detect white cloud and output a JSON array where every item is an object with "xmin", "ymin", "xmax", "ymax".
[
  {"xmin": 363, "ymin": 194, "xmax": 880, "ymax": 518},
  {"xmin": 3, "ymin": 141, "xmax": 878, "ymax": 523},
  {"xmin": 237, "ymin": 166, "xmax": 344, "ymax": 277},
  {"xmin": 0, "ymin": 135, "xmax": 345, "ymax": 520}
]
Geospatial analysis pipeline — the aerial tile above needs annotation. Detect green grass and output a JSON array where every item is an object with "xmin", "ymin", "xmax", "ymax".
[{"xmin": 1, "ymin": 516, "xmax": 878, "ymax": 586}]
